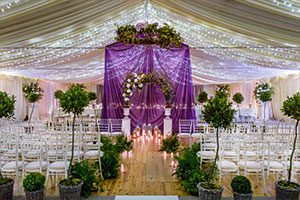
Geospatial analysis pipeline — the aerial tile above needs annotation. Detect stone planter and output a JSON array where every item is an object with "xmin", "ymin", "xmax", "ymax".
[
  {"xmin": 25, "ymin": 188, "xmax": 45, "ymax": 200},
  {"xmin": 0, "ymin": 179, "xmax": 14, "ymax": 200},
  {"xmin": 165, "ymin": 108, "xmax": 171, "ymax": 116},
  {"xmin": 233, "ymin": 191, "xmax": 253, "ymax": 200},
  {"xmin": 275, "ymin": 180, "xmax": 300, "ymax": 200},
  {"xmin": 124, "ymin": 108, "xmax": 130, "ymax": 117},
  {"xmin": 197, "ymin": 182, "xmax": 224, "ymax": 200},
  {"xmin": 58, "ymin": 180, "xmax": 83, "ymax": 200}
]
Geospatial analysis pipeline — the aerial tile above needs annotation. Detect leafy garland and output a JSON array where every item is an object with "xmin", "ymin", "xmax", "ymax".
[
  {"xmin": 115, "ymin": 23, "xmax": 183, "ymax": 49},
  {"xmin": 253, "ymin": 82, "xmax": 274, "ymax": 103},
  {"xmin": 122, "ymin": 72, "xmax": 175, "ymax": 108}
]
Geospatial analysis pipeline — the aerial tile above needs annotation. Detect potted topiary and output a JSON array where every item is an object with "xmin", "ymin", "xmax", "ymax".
[
  {"xmin": 232, "ymin": 92, "xmax": 244, "ymax": 122},
  {"xmin": 56, "ymin": 84, "xmax": 90, "ymax": 200},
  {"xmin": 276, "ymin": 92, "xmax": 300, "ymax": 200},
  {"xmin": 231, "ymin": 176, "xmax": 253, "ymax": 200},
  {"xmin": 22, "ymin": 81, "xmax": 44, "ymax": 124},
  {"xmin": 23, "ymin": 172, "xmax": 45, "ymax": 200},
  {"xmin": 0, "ymin": 91, "xmax": 16, "ymax": 200},
  {"xmin": 198, "ymin": 91, "xmax": 236, "ymax": 200},
  {"xmin": 196, "ymin": 91, "xmax": 208, "ymax": 120}
]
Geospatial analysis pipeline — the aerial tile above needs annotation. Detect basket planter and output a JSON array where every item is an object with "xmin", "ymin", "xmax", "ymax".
[
  {"xmin": 197, "ymin": 182, "xmax": 224, "ymax": 200},
  {"xmin": 25, "ymin": 188, "xmax": 45, "ymax": 200},
  {"xmin": 233, "ymin": 191, "xmax": 253, "ymax": 200},
  {"xmin": 58, "ymin": 180, "xmax": 83, "ymax": 200},
  {"xmin": 275, "ymin": 180, "xmax": 300, "ymax": 200},
  {"xmin": 0, "ymin": 179, "xmax": 14, "ymax": 200}
]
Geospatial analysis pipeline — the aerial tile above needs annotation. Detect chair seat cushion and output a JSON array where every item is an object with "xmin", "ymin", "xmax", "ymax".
[
  {"xmin": 238, "ymin": 161, "xmax": 261, "ymax": 169},
  {"xmin": 26, "ymin": 151, "xmax": 39, "ymax": 158},
  {"xmin": 197, "ymin": 151, "xmax": 216, "ymax": 157},
  {"xmin": 223, "ymin": 151, "xmax": 237, "ymax": 157},
  {"xmin": 25, "ymin": 162, "xmax": 47, "ymax": 170},
  {"xmin": 264, "ymin": 161, "xmax": 284, "ymax": 169},
  {"xmin": 67, "ymin": 151, "xmax": 83, "ymax": 157},
  {"xmin": 49, "ymin": 161, "xmax": 68, "ymax": 170},
  {"xmin": 48, "ymin": 150, "xmax": 64, "ymax": 156},
  {"xmin": 3, "ymin": 161, "xmax": 27, "ymax": 170},
  {"xmin": 85, "ymin": 151, "xmax": 104, "ymax": 157},
  {"xmin": 218, "ymin": 160, "xmax": 238, "ymax": 169},
  {"xmin": 203, "ymin": 143, "xmax": 216, "ymax": 149}
]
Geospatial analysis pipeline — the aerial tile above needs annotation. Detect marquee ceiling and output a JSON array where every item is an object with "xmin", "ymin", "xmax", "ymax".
[{"xmin": 0, "ymin": 0, "xmax": 299, "ymax": 84}]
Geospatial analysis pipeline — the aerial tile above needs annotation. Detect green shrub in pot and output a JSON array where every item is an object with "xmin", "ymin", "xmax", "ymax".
[
  {"xmin": 23, "ymin": 172, "xmax": 46, "ymax": 200},
  {"xmin": 231, "ymin": 176, "xmax": 253, "ymax": 199}
]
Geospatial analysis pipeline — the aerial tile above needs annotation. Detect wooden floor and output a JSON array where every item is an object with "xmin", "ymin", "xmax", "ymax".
[{"xmin": 15, "ymin": 136, "xmax": 281, "ymax": 197}]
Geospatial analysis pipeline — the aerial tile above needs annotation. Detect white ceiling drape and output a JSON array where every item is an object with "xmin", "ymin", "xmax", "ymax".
[{"xmin": 0, "ymin": 0, "xmax": 299, "ymax": 84}]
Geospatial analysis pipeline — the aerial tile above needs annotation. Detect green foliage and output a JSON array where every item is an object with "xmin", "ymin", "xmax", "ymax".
[
  {"xmin": 88, "ymin": 92, "xmax": 97, "ymax": 101},
  {"xmin": 0, "ymin": 91, "xmax": 16, "ymax": 120},
  {"xmin": 215, "ymin": 91, "xmax": 228, "ymax": 99},
  {"xmin": 173, "ymin": 143, "xmax": 218, "ymax": 196},
  {"xmin": 281, "ymin": 92, "xmax": 300, "ymax": 121},
  {"xmin": 196, "ymin": 91, "xmax": 208, "ymax": 104},
  {"xmin": 200, "ymin": 182, "xmax": 221, "ymax": 190},
  {"xmin": 59, "ymin": 178, "xmax": 81, "ymax": 187},
  {"xmin": 95, "ymin": 136, "xmax": 121, "ymax": 179},
  {"xmin": 54, "ymin": 90, "xmax": 63, "ymax": 99},
  {"xmin": 159, "ymin": 135, "xmax": 180, "ymax": 153},
  {"xmin": 278, "ymin": 180, "xmax": 299, "ymax": 190},
  {"xmin": 216, "ymin": 84, "xmax": 230, "ymax": 96},
  {"xmin": 253, "ymin": 82, "xmax": 274, "ymax": 103},
  {"xmin": 115, "ymin": 23, "xmax": 183, "ymax": 49},
  {"xmin": 23, "ymin": 172, "xmax": 45, "ymax": 192},
  {"xmin": 0, "ymin": 178, "xmax": 13, "ymax": 186},
  {"xmin": 202, "ymin": 94, "xmax": 236, "ymax": 129},
  {"xmin": 232, "ymin": 92, "xmax": 244, "ymax": 105},
  {"xmin": 57, "ymin": 84, "xmax": 90, "ymax": 116},
  {"xmin": 70, "ymin": 161, "xmax": 100, "ymax": 198},
  {"xmin": 231, "ymin": 176, "xmax": 252, "ymax": 194},
  {"xmin": 23, "ymin": 82, "xmax": 44, "ymax": 103},
  {"xmin": 114, "ymin": 134, "xmax": 133, "ymax": 153}
]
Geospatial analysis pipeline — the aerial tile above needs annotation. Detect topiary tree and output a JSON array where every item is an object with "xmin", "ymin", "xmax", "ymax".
[
  {"xmin": 23, "ymin": 82, "xmax": 44, "ymax": 124},
  {"xmin": 56, "ymin": 84, "xmax": 90, "ymax": 180},
  {"xmin": 54, "ymin": 90, "xmax": 64, "ymax": 120},
  {"xmin": 202, "ymin": 93, "xmax": 236, "ymax": 187},
  {"xmin": 232, "ymin": 92, "xmax": 244, "ymax": 122},
  {"xmin": 88, "ymin": 92, "xmax": 98, "ymax": 131},
  {"xmin": 281, "ymin": 92, "xmax": 300, "ymax": 184},
  {"xmin": 0, "ymin": 91, "xmax": 16, "ymax": 180},
  {"xmin": 196, "ymin": 91, "xmax": 208, "ymax": 120}
]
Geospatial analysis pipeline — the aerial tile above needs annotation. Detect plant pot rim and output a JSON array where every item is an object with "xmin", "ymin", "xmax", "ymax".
[
  {"xmin": 275, "ymin": 180, "xmax": 300, "ymax": 192},
  {"xmin": 0, "ymin": 178, "xmax": 14, "ymax": 188},
  {"xmin": 197, "ymin": 182, "xmax": 224, "ymax": 192},
  {"xmin": 24, "ymin": 187, "xmax": 45, "ymax": 193},
  {"xmin": 58, "ymin": 180, "xmax": 83, "ymax": 189},
  {"xmin": 233, "ymin": 191, "xmax": 253, "ymax": 196}
]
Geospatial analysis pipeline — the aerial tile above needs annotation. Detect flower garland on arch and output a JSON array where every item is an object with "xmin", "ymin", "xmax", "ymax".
[{"xmin": 122, "ymin": 72, "xmax": 175, "ymax": 108}]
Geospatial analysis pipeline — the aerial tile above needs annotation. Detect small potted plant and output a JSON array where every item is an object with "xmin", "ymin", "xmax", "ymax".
[
  {"xmin": 232, "ymin": 92, "xmax": 244, "ymax": 122},
  {"xmin": 56, "ymin": 84, "xmax": 90, "ymax": 200},
  {"xmin": 0, "ymin": 91, "xmax": 16, "ymax": 200},
  {"xmin": 276, "ymin": 92, "xmax": 300, "ymax": 200},
  {"xmin": 23, "ymin": 172, "xmax": 45, "ymax": 200},
  {"xmin": 196, "ymin": 91, "xmax": 208, "ymax": 120},
  {"xmin": 198, "ymin": 90, "xmax": 236, "ymax": 200},
  {"xmin": 231, "ymin": 176, "xmax": 253, "ymax": 200}
]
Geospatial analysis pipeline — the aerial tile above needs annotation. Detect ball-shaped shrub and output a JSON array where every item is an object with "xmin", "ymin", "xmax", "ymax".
[
  {"xmin": 196, "ymin": 91, "xmax": 208, "ymax": 104},
  {"xmin": 23, "ymin": 172, "xmax": 46, "ymax": 192},
  {"xmin": 231, "ymin": 176, "xmax": 252, "ymax": 194},
  {"xmin": 232, "ymin": 92, "xmax": 244, "ymax": 105}
]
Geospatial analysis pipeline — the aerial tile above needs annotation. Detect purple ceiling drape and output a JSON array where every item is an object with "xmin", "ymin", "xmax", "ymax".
[{"xmin": 101, "ymin": 42, "xmax": 195, "ymax": 132}]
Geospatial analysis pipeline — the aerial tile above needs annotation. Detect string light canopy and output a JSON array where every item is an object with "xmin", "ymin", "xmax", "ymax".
[{"xmin": 0, "ymin": 0, "xmax": 299, "ymax": 84}]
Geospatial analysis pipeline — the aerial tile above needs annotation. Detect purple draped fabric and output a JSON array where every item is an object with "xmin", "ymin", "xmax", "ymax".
[{"xmin": 101, "ymin": 42, "xmax": 195, "ymax": 132}]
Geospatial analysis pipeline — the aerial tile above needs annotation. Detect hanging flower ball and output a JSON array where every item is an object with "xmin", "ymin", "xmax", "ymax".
[
  {"xmin": 134, "ymin": 79, "xmax": 138, "ymax": 83},
  {"xmin": 134, "ymin": 73, "xmax": 137, "ymax": 77}
]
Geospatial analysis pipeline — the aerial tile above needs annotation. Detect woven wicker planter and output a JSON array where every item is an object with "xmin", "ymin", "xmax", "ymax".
[
  {"xmin": 58, "ymin": 180, "xmax": 83, "ymax": 200},
  {"xmin": 233, "ymin": 191, "xmax": 253, "ymax": 200},
  {"xmin": 275, "ymin": 180, "xmax": 300, "ymax": 200},
  {"xmin": 0, "ymin": 179, "xmax": 14, "ymax": 200},
  {"xmin": 25, "ymin": 188, "xmax": 45, "ymax": 200},
  {"xmin": 197, "ymin": 182, "xmax": 224, "ymax": 200}
]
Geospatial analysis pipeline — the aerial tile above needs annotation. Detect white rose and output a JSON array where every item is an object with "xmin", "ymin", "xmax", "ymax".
[
  {"xmin": 127, "ymin": 83, "xmax": 130, "ymax": 88},
  {"xmin": 123, "ymin": 93, "xmax": 126, "ymax": 97},
  {"xmin": 130, "ymin": 92, "xmax": 133, "ymax": 96},
  {"xmin": 124, "ymin": 97, "xmax": 129, "ymax": 101},
  {"xmin": 127, "ymin": 89, "xmax": 131, "ymax": 93},
  {"xmin": 139, "ymin": 83, "xmax": 143, "ymax": 88},
  {"xmin": 134, "ymin": 79, "xmax": 138, "ymax": 83},
  {"xmin": 127, "ymin": 79, "xmax": 131, "ymax": 82},
  {"xmin": 134, "ymin": 73, "xmax": 137, "ymax": 77},
  {"xmin": 141, "ymin": 74, "xmax": 144, "ymax": 77}
]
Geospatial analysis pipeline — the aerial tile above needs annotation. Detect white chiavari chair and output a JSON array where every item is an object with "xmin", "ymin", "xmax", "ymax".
[
  {"xmin": 178, "ymin": 119, "xmax": 192, "ymax": 146},
  {"xmin": 99, "ymin": 119, "xmax": 110, "ymax": 138},
  {"xmin": 110, "ymin": 119, "xmax": 123, "ymax": 139},
  {"xmin": 191, "ymin": 120, "xmax": 206, "ymax": 144}
]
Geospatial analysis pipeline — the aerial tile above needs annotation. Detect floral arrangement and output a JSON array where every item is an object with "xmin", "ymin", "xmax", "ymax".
[
  {"xmin": 115, "ymin": 22, "xmax": 183, "ymax": 49},
  {"xmin": 253, "ymin": 82, "xmax": 274, "ymax": 103},
  {"xmin": 122, "ymin": 72, "xmax": 175, "ymax": 108}
]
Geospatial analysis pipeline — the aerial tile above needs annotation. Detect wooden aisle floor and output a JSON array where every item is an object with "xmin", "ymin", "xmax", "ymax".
[{"xmin": 15, "ymin": 136, "xmax": 279, "ymax": 197}]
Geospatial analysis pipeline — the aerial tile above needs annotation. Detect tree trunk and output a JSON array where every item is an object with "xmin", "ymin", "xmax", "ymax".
[
  {"xmin": 93, "ymin": 104, "xmax": 98, "ymax": 132},
  {"xmin": 207, "ymin": 127, "xmax": 219, "ymax": 183},
  {"xmin": 238, "ymin": 104, "xmax": 242, "ymax": 122},
  {"xmin": 288, "ymin": 120, "xmax": 299, "ymax": 182},
  {"xmin": 28, "ymin": 102, "xmax": 35, "ymax": 124},
  {"xmin": 68, "ymin": 114, "xmax": 76, "ymax": 178},
  {"xmin": 263, "ymin": 102, "xmax": 266, "ymax": 126}
]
